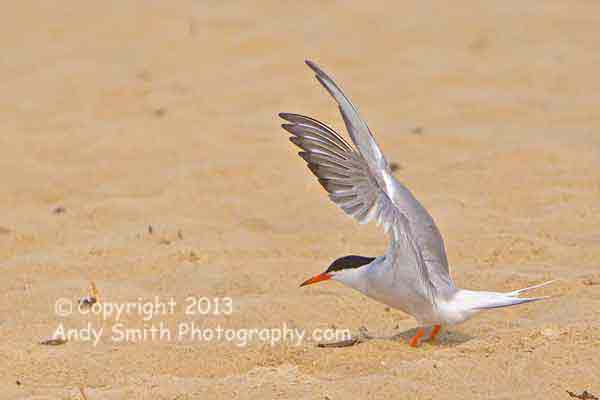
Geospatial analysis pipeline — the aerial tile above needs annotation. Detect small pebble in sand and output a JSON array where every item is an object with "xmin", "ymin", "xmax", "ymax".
[
  {"xmin": 79, "ymin": 282, "xmax": 99, "ymax": 306},
  {"xmin": 154, "ymin": 107, "xmax": 167, "ymax": 117},
  {"xmin": 566, "ymin": 390, "xmax": 599, "ymax": 400},
  {"xmin": 389, "ymin": 162, "xmax": 401, "ymax": 172},
  {"xmin": 40, "ymin": 338, "xmax": 67, "ymax": 346},
  {"xmin": 411, "ymin": 126, "xmax": 423, "ymax": 135},
  {"xmin": 52, "ymin": 206, "xmax": 66, "ymax": 214},
  {"xmin": 79, "ymin": 296, "xmax": 97, "ymax": 307}
]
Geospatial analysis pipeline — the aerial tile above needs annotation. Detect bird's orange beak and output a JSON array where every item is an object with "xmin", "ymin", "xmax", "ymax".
[{"xmin": 299, "ymin": 272, "xmax": 331, "ymax": 287}]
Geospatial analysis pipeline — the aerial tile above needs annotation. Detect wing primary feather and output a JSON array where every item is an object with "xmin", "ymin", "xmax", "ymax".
[
  {"xmin": 289, "ymin": 136, "xmax": 350, "ymax": 160},
  {"xmin": 298, "ymin": 152, "xmax": 355, "ymax": 172},
  {"xmin": 279, "ymin": 113, "xmax": 353, "ymax": 151},
  {"xmin": 282, "ymin": 123, "xmax": 351, "ymax": 154}
]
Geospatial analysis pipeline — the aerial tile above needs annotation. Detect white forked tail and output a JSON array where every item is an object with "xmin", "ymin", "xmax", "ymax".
[
  {"xmin": 504, "ymin": 280, "xmax": 556, "ymax": 298},
  {"xmin": 456, "ymin": 280, "xmax": 555, "ymax": 311},
  {"xmin": 453, "ymin": 281, "xmax": 554, "ymax": 319}
]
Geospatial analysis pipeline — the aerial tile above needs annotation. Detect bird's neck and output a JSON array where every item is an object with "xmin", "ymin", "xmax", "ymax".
[{"xmin": 331, "ymin": 264, "xmax": 372, "ymax": 293}]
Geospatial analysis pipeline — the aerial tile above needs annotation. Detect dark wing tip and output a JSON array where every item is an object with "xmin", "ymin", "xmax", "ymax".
[
  {"xmin": 281, "ymin": 123, "xmax": 297, "ymax": 135},
  {"xmin": 304, "ymin": 61, "xmax": 339, "ymax": 101},
  {"xmin": 305, "ymin": 60, "xmax": 326, "ymax": 78},
  {"xmin": 298, "ymin": 151, "xmax": 310, "ymax": 162},
  {"xmin": 278, "ymin": 112, "xmax": 291, "ymax": 120}
]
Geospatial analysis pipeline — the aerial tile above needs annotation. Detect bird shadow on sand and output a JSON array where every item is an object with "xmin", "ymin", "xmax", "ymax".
[{"xmin": 317, "ymin": 326, "xmax": 473, "ymax": 348}]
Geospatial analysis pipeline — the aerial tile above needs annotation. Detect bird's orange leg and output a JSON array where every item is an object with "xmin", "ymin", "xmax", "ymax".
[
  {"xmin": 408, "ymin": 327, "xmax": 425, "ymax": 347},
  {"xmin": 426, "ymin": 325, "xmax": 441, "ymax": 342}
]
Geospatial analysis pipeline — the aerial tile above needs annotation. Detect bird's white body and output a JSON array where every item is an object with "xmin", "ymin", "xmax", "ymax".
[
  {"xmin": 333, "ymin": 249, "xmax": 551, "ymax": 327},
  {"xmin": 335, "ymin": 257, "xmax": 453, "ymax": 326},
  {"xmin": 281, "ymin": 61, "xmax": 553, "ymax": 343}
]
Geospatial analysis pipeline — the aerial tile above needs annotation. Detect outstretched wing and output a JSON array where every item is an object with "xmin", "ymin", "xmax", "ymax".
[{"xmin": 279, "ymin": 61, "xmax": 454, "ymax": 302}]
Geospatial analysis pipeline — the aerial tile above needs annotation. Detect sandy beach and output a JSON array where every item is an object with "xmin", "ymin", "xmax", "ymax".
[{"xmin": 1, "ymin": 1, "xmax": 599, "ymax": 399}]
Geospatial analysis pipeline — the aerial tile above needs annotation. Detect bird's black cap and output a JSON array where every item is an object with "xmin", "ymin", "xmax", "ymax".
[{"xmin": 325, "ymin": 255, "xmax": 376, "ymax": 273}]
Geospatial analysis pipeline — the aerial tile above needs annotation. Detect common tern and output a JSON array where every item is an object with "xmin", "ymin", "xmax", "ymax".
[{"xmin": 279, "ymin": 61, "xmax": 553, "ymax": 347}]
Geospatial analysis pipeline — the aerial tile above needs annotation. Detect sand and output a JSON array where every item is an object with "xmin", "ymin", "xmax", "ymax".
[{"xmin": 1, "ymin": 1, "xmax": 599, "ymax": 399}]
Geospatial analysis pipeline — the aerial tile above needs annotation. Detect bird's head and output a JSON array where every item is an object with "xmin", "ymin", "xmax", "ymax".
[{"xmin": 300, "ymin": 255, "xmax": 376, "ymax": 287}]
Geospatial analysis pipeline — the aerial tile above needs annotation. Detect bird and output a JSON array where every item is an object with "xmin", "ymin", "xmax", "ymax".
[{"xmin": 278, "ymin": 60, "xmax": 554, "ymax": 347}]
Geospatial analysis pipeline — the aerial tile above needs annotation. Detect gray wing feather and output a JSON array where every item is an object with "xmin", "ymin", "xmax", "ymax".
[
  {"xmin": 279, "ymin": 61, "xmax": 455, "ymax": 302},
  {"xmin": 305, "ymin": 60, "xmax": 388, "ymax": 173}
]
